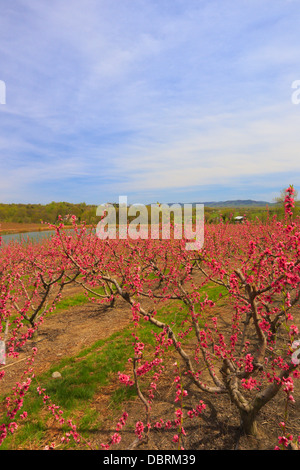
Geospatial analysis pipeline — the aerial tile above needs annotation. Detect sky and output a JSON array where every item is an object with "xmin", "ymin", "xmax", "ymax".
[{"xmin": 1, "ymin": 0, "xmax": 300, "ymax": 206}]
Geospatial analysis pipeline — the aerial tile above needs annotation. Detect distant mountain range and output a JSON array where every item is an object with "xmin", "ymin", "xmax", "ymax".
[
  {"xmin": 196, "ymin": 199, "xmax": 273, "ymax": 207},
  {"xmin": 167, "ymin": 200, "xmax": 275, "ymax": 208}
]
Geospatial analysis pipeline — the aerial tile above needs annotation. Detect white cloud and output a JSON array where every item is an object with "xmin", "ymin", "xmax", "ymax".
[{"xmin": 0, "ymin": 0, "xmax": 300, "ymax": 203}]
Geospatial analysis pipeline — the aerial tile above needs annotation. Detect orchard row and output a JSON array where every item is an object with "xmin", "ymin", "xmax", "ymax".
[{"xmin": 0, "ymin": 186, "xmax": 299, "ymax": 449}]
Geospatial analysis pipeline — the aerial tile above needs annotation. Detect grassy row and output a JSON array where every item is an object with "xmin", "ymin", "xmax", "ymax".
[{"xmin": 0, "ymin": 283, "xmax": 226, "ymax": 450}]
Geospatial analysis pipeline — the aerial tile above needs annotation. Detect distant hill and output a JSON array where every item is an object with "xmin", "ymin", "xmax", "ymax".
[{"xmin": 197, "ymin": 200, "xmax": 272, "ymax": 208}]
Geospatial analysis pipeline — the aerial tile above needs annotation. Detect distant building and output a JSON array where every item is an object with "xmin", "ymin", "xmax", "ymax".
[{"xmin": 234, "ymin": 216, "xmax": 244, "ymax": 223}]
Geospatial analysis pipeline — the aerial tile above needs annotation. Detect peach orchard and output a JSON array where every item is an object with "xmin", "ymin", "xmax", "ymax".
[{"xmin": 0, "ymin": 186, "xmax": 299, "ymax": 450}]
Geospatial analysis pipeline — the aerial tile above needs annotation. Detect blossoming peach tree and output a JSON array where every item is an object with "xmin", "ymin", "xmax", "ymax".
[
  {"xmin": 0, "ymin": 187, "xmax": 299, "ymax": 449},
  {"xmin": 0, "ymin": 230, "xmax": 82, "ymax": 445}
]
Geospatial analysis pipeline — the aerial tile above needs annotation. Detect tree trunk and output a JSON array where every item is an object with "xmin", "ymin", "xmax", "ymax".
[{"xmin": 239, "ymin": 361, "xmax": 297, "ymax": 436}]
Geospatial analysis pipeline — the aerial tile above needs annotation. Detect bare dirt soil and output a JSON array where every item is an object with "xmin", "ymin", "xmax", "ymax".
[
  {"xmin": 0, "ymin": 222, "xmax": 51, "ymax": 234},
  {"xmin": 0, "ymin": 222, "xmax": 91, "ymax": 234},
  {"xmin": 1, "ymin": 284, "xmax": 299, "ymax": 451}
]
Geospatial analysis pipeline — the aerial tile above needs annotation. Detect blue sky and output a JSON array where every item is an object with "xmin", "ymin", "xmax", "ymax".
[{"xmin": 1, "ymin": 0, "xmax": 300, "ymax": 205}]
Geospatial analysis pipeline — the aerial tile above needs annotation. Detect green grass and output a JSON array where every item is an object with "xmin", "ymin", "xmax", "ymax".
[
  {"xmin": 0, "ymin": 329, "xmax": 136, "ymax": 449},
  {"xmin": 55, "ymin": 284, "xmax": 112, "ymax": 311},
  {"xmin": 55, "ymin": 292, "xmax": 92, "ymax": 311},
  {"xmin": 0, "ymin": 282, "xmax": 226, "ymax": 449}
]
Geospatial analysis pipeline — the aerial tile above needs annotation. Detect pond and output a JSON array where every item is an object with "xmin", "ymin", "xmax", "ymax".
[{"xmin": 0, "ymin": 227, "xmax": 97, "ymax": 245}]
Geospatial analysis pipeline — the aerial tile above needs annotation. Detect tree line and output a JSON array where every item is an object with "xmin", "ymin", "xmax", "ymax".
[
  {"xmin": 0, "ymin": 202, "xmax": 99, "ymax": 225},
  {"xmin": 0, "ymin": 199, "xmax": 299, "ymax": 226}
]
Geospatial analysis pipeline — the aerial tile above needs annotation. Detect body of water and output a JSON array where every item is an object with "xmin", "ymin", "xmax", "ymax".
[{"xmin": 0, "ymin": 230, "xmax": 56, "ymax": 245}]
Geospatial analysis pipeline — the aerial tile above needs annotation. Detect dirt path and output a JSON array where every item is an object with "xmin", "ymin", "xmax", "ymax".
[{"xmin": 0, "ymin": 222, "xmax": 52, "ymax": 234}]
